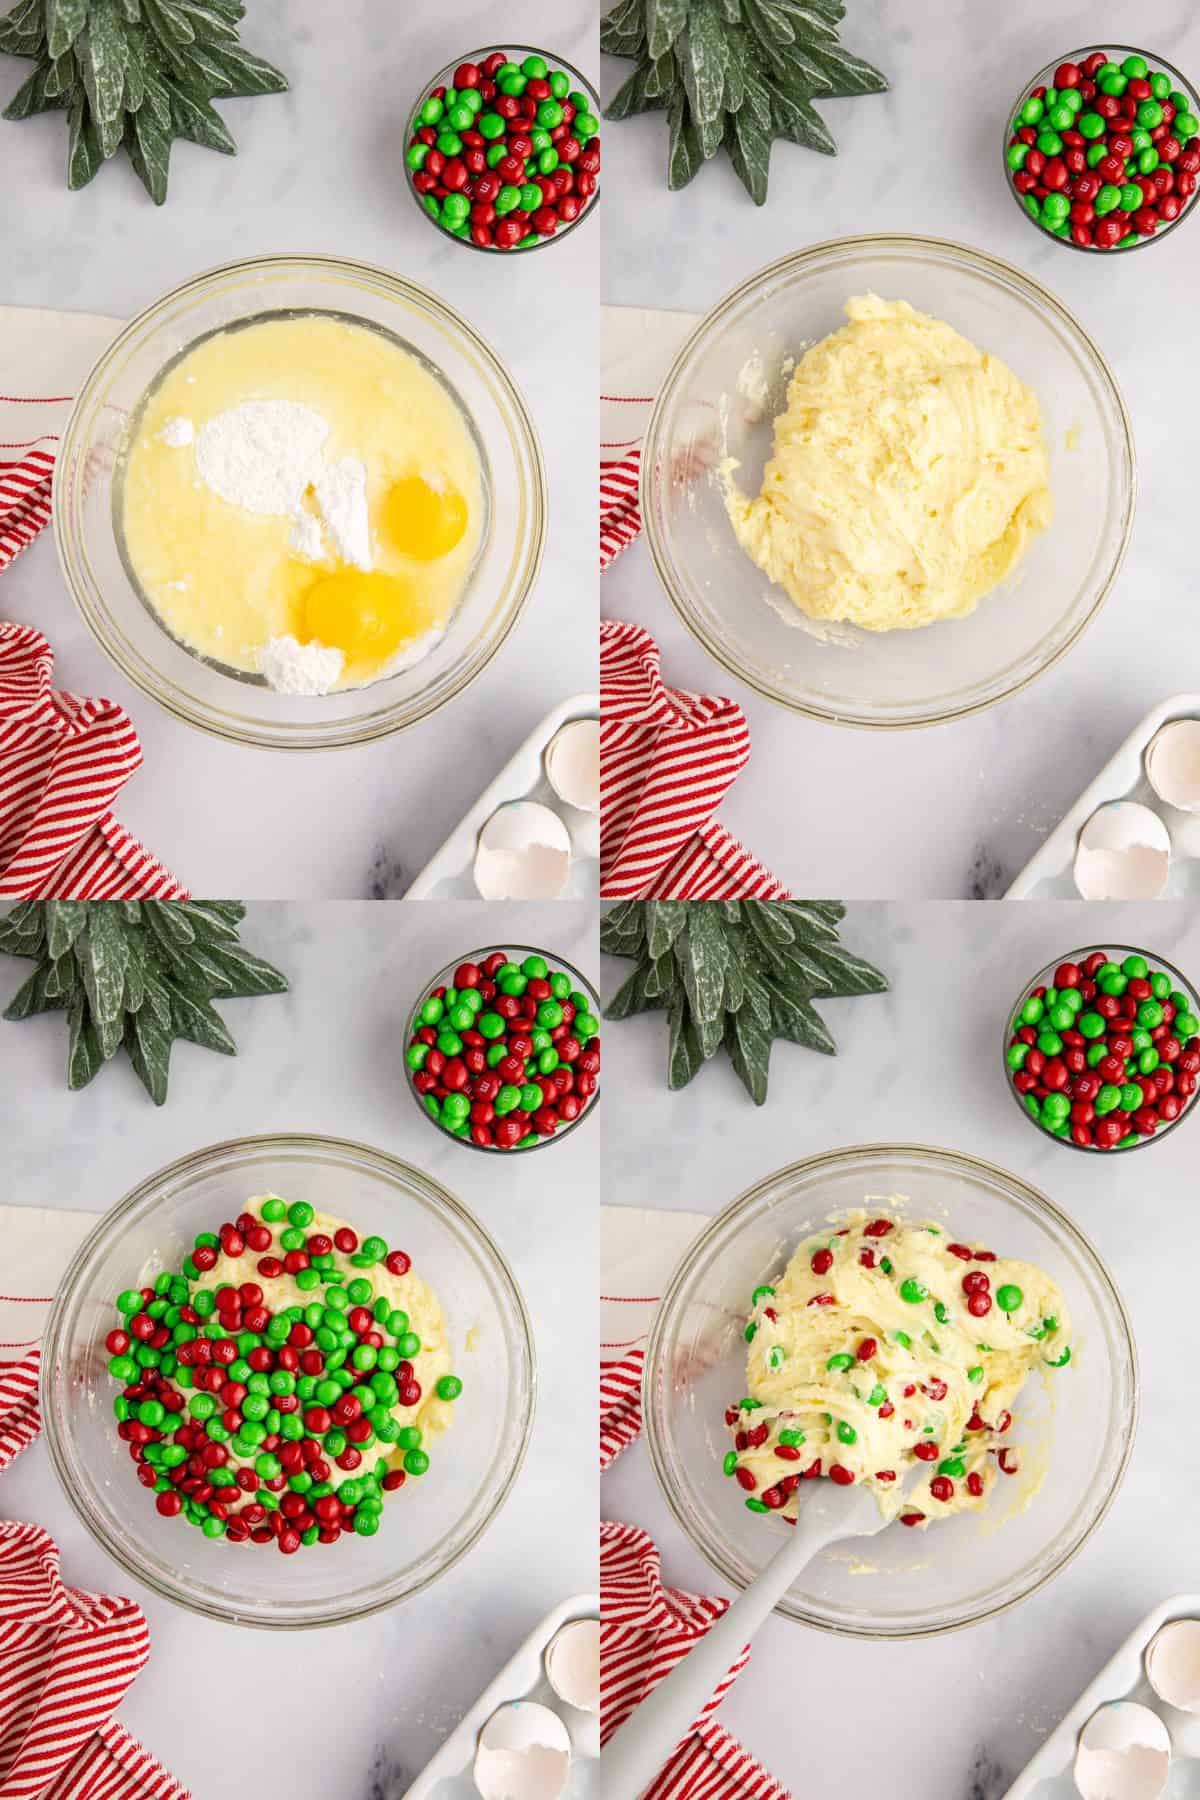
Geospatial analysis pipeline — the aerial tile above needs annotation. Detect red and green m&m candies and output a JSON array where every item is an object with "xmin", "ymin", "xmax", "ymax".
[
  {"xmin": 408, "ymin": 949, "xmax": 600, "ymax": 1149},
  {"xmin": 407, "ymin": 50, "xmax": 600, "ymax": 249}
]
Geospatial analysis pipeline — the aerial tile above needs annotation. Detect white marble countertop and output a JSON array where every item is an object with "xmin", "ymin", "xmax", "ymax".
[
  {"xmin": 0, "ymin": 2, "xmax": 597, "ymax": 898},
  {"xmin": 0, "ymin": 902, "xmax": 598, "ymax": 1798},
  {"xmin": 603, "ymin": 0, "xmax": 1200, "ymax": 899},
  {"xmin": 602, "ymin": 900, "xmax": 1200, "ymax": 1798}
]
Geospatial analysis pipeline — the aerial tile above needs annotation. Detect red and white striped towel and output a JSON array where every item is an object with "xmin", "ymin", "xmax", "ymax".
[
  {"xmin": 0, "ymin": 1205, "xmax": 189, "ymax": 1800},
  {"xmin": 0, "ymin": 307, "xmax": 121, "ymax": 575},
  {"xmin": 601, "ymin": 1530, "xmax": 792, "ymax": 1800},
  {"xmin": 600, "ymin": 619, "xmax": 789, "ymax": 901},
  {"xmin": 599, "ymin": 1207, "xmax": 792, "ymax": 1800},
  {"xmin": 0, "ymin": 624, "xmax": 186, "ymax": 900},
  {"xmin": 600, "ymin": 306, "xmax": 700, "ymax": 571}
]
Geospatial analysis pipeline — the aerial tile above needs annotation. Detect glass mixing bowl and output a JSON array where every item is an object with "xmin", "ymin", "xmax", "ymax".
[
  {"xmin": 642, "ymin": 235, "xmax": 1135, "ymax": 729},
  {"xmin": 54, "ymin": 255, "xmax": 546, "ymax": 750},
  {"xmin": 643, "ymin": 1144, "xmax": 1137, "ymax": 1638},
  {"xmin": 403, "ymin": 944, "xmax": 601, "ymax": 1155},
  {"xmin": 41, "ymin": 1133, "xmax": 536, "ymax": 1628},
  {"xmin": 1004, "ymin": 945, "xmax": 1200, "ymax": 1154}
]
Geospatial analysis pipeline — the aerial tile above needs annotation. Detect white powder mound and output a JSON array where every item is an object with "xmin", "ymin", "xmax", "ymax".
[
  {"xmin": 259, "ymin": 634, "xmax": 343, "ymax": 696},
  {"xmin": 196, "ymin": 401, "xmax": 329, "ymax": 516},
  {"xmin": 288, "ymin": 510, "xmax": 325, "ymax": 561},
  {"xmin": 160, "ymin": 416, "xmax": 195, "ymax": 448},
  {"xmin": 314, "ymin": 457, "xmax": 371, "ymax": 569}
]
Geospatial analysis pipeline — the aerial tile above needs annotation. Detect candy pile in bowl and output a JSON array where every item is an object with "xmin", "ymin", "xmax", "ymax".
[
  {"xmin": 1007, "ymin": 49, "xmax": 1200, "ymax": 248},
  {"xmin": 406, "ymin": 49, "xmax": 600, "ymax": 249},
  {"xmin": 1007, "ymin": 950, "xmax": 1200, "ymax": 1150},
  {"xmin": 407, "ymin": 950, "xmax": 600, "ymax": 1150}
]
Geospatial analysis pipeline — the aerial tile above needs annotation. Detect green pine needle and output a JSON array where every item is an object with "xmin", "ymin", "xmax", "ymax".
[
  {"xmin": 602, "ymin": 899, "xmax": 888, "ymax": 1103},
  {"xmin": 0, "ymin": 899, "xmax": 288, "ymax": 1103},
  {"xmin": 602, "ymin": 0, "xmax": 887, "ymax": 204},
  {"xmin": 0, "ymin": 0, "xmax": 287, "ymax": 203}
]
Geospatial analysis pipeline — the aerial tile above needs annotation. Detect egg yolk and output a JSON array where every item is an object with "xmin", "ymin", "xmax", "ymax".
[
  {"xmin": 383, "ymin": 474, "xmax": 468, "ymax": 561},
  {"xmin": 300, "ymin": 568, "xmax": 436, "ymax": 670}
]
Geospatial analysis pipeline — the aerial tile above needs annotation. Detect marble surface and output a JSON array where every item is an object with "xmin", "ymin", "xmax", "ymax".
[
  {"xmin": 0, "ymin": 2, "xmax": 598, "ymax": 898},
  {"xmin": 602, "ymin": 900, "xmax": 1200, "ymax": 1797},
  {"xmin": 0, "ymin": 902, "xmax": 599, "ymax": 1797},
  {"xmin": 603, "ymin": 0, "xmax": 1200, "ymax": 899}
]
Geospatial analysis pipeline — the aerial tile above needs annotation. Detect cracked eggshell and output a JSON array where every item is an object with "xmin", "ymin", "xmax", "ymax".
[
  {"xmin": 474, "ymin": 802, "xmax": 571, "ymax": 901},
  {"xmin": 1147, "ymin": 1620, "xmax": 1200, "ymax": 1712},
  {"xmin": 1074, "ymin": 1701, "xmax": 1170, "ymax": 1800},
  {"xmin": 545, "ymin": 719, "xmax": 600, "ymax": 814},
  {"xmin": 473, "ymin": 1700, "xmax": 571, "ymax": 1800},
  {"xmin": 1146, "ymin": 720, "xmax": 1200, "ymax": 814},
  {"xmin": 1074, "ymin": 802, "xmax": 1171, "ymax": 901},
  {"xmin": 545, "ymin": 1617, "xmax": 600, "ymax": 1713}
]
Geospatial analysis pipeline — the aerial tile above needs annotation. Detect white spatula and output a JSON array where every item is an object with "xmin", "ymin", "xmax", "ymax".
[{"xmin": 602, "ymin": 1477, "xmax": 909, "ymax": 1798}]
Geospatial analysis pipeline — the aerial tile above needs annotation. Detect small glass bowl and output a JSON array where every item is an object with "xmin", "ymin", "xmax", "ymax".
[
  {"xmin": 54, "ymin": 255, "xmax": 546, "ymax": 750},
  {"xmin": 404, "ymin": 944, "xmax": 601, "ymax": 1154},
  {"xmin": 41, "ymin": 1133, "xmax": 536, "ymax": 1628},
  {"xmin": 403, "ymin": 46, "xmax": 600, "ymax": 255},
  {"xmin": 641, "ymin": 234, "xmax": 1135, "ymax": 730},
  {"xmin": 1004, "ymin": 945, "xmax": 1200, "ymax": 1154},
  {"xmin": 1004, "ymin": 47, "xmax": 1200, "ymax": 255},
  {"xmin": 643, "ymin": 1144, "xmax": 1137, "ymax": 1638}
]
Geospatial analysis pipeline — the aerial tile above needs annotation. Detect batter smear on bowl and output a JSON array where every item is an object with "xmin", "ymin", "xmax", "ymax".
[
  {"xmin": 117, "ymin": 312, "xmax": 484, "ymax": 693},
  {"xmin": 721, "ymin": 296, "xmax": 1053, "ymax": 632},
  {"xmin": 725, "ymin": 1210, "xmax": 1071, "ymax": 1529},
  {"xmin": 104, "ymin": 1196, "xmax": 462, "ymax": 1551}
]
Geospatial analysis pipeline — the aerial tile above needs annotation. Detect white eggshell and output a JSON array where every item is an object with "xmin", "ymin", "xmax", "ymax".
[
  {"xmin": 1074, "ymin": 1701, "xmax": 1170, "ymax": 1800},
  {"xmin": 1073, "ymin": 802, "xmax": 1171, "ymax": 901},
  {"xmin": 545, "ymin": 719, "xmax": 600, "ymax": 814},
  {"xmin": 474, "ymin": 802, "xmax": 572, "ymax": 901},
  {"xmin": 473, "ymin": 1701, "xmax": 571, "ymax": 1800},
  {"xmin": 545, "ymin": 1617, "xmax": 600, "ymax": 1713},
  {"xmin": 1146, "ymin": 721, "xmax": 1200, "ymax": 814},
  {"xmin": 1147, "ymin": 1620, "xmax": 1200, "ymax": 1712}
]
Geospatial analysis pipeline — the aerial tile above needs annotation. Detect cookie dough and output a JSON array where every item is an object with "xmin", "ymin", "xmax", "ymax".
[
  {"xmin": 727, "ymin": 1210, "xmax": 1070, "ymax": 1529},
  {"xmin": 721, "ymin": 296, "xmax": 1053, "ymax": 631}
]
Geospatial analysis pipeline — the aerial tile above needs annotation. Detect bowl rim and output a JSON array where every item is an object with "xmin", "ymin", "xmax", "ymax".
[
  {"xmin": 641, "ymin": 1140, "xmax": 1139, "ymax": 1639},
  {"xmin": 40, "ymin": 1129, "xmax": 538, "ymax": 1629},
  {"xmin": 640, "ymin": 231, "xmax": 1138, "ymax": 731},
  {"xmin": 1003, "ymin": 44, "xmax": 1200, "ymax": 256},
  {"xmin": 402, "ymin": 43, "xmax": 601, "ymax": 254},
  {"xmin": 403, "ymin": 942, "xmax": 601, "ymax": 1154},
  {"xmin": 53, "ymin": 252, "xmax": 548, "ymax": 752},
  {"xmin": 1003, "ymin": 943, "xmax": 1200, "ymax": 1154}
]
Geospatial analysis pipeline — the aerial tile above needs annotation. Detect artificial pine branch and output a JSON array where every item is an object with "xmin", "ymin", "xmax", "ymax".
[
  {"xmin": 602, "ymin": 899, "xmax": 887, "ymax": 1103},
  {"xmin": 0, "ymin": 899, "xmax": 288, "ymax": 1103},
  {"xmin": 602, "ymin": 0, "xmax": 886, "ymax": 204},
  {"xmin": 0, "ymin": 0, "xmax": 287, "ymax": 203}
]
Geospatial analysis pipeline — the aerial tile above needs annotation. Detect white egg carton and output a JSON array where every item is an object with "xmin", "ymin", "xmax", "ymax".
[
  {"xmin": 404, "ymin": 694, "xmax": 600, "ymax": 901},
  {"xmin": 403, "ymin": 1592, "xmax": 601, "ymax": 1799},
  {"xmin": 1006, "ymin": 695, "xmax": 1200, "ymax": 899},
  {"xmin": 1003, "ymin": 1593, "xmax": 1200, "ymax": 1797}
]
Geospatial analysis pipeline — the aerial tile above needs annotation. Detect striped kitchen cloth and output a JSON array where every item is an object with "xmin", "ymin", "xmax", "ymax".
[
  {"xmin": 601, "ymin": 1525, "xmax": 792, "ymax": 1800},
  {"xmin": 0, "ymin": 624, "xmax": 187, "ymax": 900},
  {"xmin": 600, "ymin": 306, "xmax": 700, "ymax": 571},
  {"xmin": 600, "ymin": 619, "xmax": 789, "ymax": 901},
  {"xmin": 0, "ymin": 307, "xmax": 121, "ymax": 573},
  {"xmin": 0, "ymin": 1204, "xmax": 190, "ymax": 1800}
]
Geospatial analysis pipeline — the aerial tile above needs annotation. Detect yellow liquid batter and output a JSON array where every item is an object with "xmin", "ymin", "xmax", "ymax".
[{"xmin": 118, "ymin": 313, "xmax": 484, "ymax": 688}]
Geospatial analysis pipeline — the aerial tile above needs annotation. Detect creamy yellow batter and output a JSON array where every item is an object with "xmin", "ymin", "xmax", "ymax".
[
  {"xmin": 118, "ymin": 313, "xmax": 484, "ymax": 687},
  {"xmin": 181, "ymin": 1195, "xmax": 458, "ymax": 1484},
  {"xmin": 722, "ymin": 296, "xmax": 1053, "ymax": 631},
  {"xmin": 728, "ymin": 1211, "xmax": 1070, "ymax": 1529}
]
